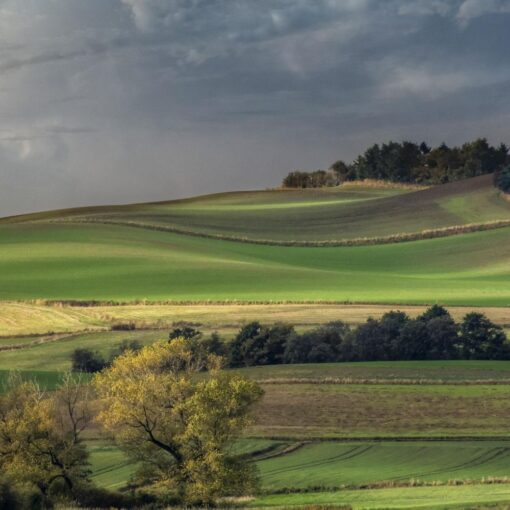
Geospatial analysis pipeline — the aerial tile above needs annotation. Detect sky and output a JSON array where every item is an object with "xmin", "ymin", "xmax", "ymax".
[{"xmin": 1, "ymin": 0, "xmax": 510, "ymax": 216}]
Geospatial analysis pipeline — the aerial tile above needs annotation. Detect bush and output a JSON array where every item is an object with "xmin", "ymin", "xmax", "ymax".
[
  {"xmin": 73, "ymin": 484, "xmax": 156, "ymax": 508},
  {"xmin": 111, "ymin": 322, "xmax": 136, "ymax": 331},
  {"xmin": 0, "ymin": 479, "xmax": 45, "ymax": 510},
  {"xmin": 71, "ymin": 348, "xmax": 106, "ymax": 373},
  {"xmin": 495, "ymin": 165, "xmax": 510, "ymax": 192}
]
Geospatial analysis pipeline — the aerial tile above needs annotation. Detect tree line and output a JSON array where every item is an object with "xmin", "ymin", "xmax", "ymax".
[
  {"xmin": 282, "ymin": 138, "xmax": 510, "ymax": 187},
  {"xmin": 73, "ymin": 307, "xmax": 509, "ymax": 375},
  {"xmin": 226, "ymin": 307, "xmax": 508, "ymax": 367}
]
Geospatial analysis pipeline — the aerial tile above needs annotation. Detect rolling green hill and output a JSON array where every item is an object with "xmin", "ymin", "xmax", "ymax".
[
  {"xmin": 0, "ymin": 174, "xmax": 508, "ymax": 304},
  {"xmin": 3, "ymin": 174, "xmax": 509, "ymax": 243},
  {"xmin": 0, "ymin": 221, "xmax": 508, "ymax": 304}
]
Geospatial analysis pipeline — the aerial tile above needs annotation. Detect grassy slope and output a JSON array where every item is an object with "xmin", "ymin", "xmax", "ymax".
[
  {"xmin": 0, "ymin": 222, "xmax": 508, "ymax": 305},
  {"xmin": 5, "ymin": 174, "xmax": 508, "ymax": 242}
]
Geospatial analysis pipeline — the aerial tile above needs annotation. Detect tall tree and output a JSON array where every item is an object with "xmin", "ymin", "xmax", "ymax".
[{"xmin": 94, "ymin": 339, "xmax": 263, "ymax": 505}]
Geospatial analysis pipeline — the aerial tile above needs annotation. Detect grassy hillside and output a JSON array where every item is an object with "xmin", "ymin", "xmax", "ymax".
[
  {"xmin": 0, "ymin": 222, "xmax": 508, "ymax": 304},
  {"xmin": 3, "ymin": 174, "xmax": 509, "ymax": 243}
]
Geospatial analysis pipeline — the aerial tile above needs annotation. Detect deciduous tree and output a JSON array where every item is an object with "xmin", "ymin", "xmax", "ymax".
[{"xmin": 94, "ymin": 339, "xmax": 263, "ymax": 505}]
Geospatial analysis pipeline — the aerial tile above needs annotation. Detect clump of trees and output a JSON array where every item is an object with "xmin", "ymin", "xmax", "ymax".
[
  {"xmin": 282, "ymin": 169, "xmax": 339, "ymax": 188},
  {"xmin": 71, "ymin": 339, "xmax": 142, "ymax": 373},
  {"xmin": 0, "ymin": 373, "xmax": 92, "ymax": 508},
  {"xmin": 282, "ymin": 138, "xmax": 509, "ymax": 187},
  {"xmin": 7, "ymin": 340, "xmax": 263, "ymax": 508},
  {"xmin": 163, "ymin": 307, "xmax": 509, "ymax": 368}
]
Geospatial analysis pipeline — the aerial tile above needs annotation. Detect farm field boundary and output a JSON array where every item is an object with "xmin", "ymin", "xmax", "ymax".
[{"xmin": 53, "ymin": 217, "xmax": 510, "ymax": 247}]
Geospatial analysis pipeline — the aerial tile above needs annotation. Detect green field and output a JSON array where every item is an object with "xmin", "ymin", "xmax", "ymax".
[
  {"xmin": 0, "ymin": 330, "xmax": 164, "ymax": 371},
  {"xmin": 0, "ymin": 222, "xmax": 508, "ymax": 304},
  {"xmin": 88, "ymin": 442, "xmax": 138, "ymax": 490},
  {"xmin": 253, "ymin": 485, "xmax": 510, "ymax": 509},
  {"xmin": 257, "ymin": 441, "xmax": 510, "ymax": 490},
  {"xmin": 2, "ymin": 176, "xmax": 510, "ymax": 508}
]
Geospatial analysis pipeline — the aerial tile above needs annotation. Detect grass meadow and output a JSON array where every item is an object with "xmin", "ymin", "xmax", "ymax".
[{"xmin": 0, "ymin": 223, "xmax": 509, "ymax": 304}]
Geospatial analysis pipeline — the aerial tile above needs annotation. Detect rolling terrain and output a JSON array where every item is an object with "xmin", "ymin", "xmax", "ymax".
[
  {"xmin": 3, "ymin": 174, "xmax": 508, "ymax": 243},
  {"xmin": 0, "ymin": 174, "xmax": 508, "ymax": 305},
  {"xmin": 0, "ymin": 220, "xmax": 509, "ymax": 304},
  {"xmin": 1, "ymin": 176, "xmax": 510, "ymax": 509}
]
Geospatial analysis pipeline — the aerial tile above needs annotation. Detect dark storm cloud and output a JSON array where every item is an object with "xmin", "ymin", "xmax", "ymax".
[{"xmin": 0, "ymin": 0, "xmax": 510, "ymax": 216}]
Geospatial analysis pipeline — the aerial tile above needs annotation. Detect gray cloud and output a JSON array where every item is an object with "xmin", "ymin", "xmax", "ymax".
[{"xmin": 0, "ymin": 0, "xmax": 509, "ymax": 216}]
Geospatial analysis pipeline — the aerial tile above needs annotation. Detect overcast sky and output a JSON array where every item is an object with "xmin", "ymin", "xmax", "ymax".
[{"xmin": 1, "ymin": 0, "xmax": 510, "ymax": 216}]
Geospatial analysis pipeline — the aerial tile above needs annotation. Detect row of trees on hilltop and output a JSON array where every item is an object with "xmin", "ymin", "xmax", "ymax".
[{"xmin": 282, "ymin": 138, "xmax": 510, "ymax": 187}]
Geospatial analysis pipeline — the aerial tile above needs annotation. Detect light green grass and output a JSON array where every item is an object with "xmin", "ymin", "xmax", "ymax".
[
  {"xmin": 87, "ymin": 441, "xmax": 138, "ymax": 490},
  {"xmin": 257, "ymin": 441, "xmax": 510, "ymax": 490},
  {"xmin": 0, "ymin": 330, "xmax": 164, "ymax": 371},
  {"xmin": 0, "ymin": 222, "xmax": 508, "ymax": 305},
  {"xmin": 253, "ymin": 484, "xmax": 510, "ymax": 509}
]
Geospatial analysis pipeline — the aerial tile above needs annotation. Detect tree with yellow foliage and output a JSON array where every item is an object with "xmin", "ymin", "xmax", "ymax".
[
  {"xmin": 94, "ymin": 338, "xmax": 264, "ymax": 505},
  {"xmin": 0, "ymin": 373, "xmax": 91, "ymax": 503}
]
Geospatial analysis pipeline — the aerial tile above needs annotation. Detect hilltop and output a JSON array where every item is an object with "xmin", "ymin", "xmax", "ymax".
[{"xmin": 3, "ymin": 173, "xmax": 509, "ymax": 243}]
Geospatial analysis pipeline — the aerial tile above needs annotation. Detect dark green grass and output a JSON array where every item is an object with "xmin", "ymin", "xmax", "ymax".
[
  {"xmin": 0, "ymin": 222, "xmax": 508, "ymax": 305},
  {"xmin": 0, "ymin": 369, "xmax": 72, "ymax": 390},
  {"xmin": 128, "ymin": 174, "xmax": 509, "ymax": 242},
  {"xmin": 234, "ymin": 361, "xmax": 510, "ymax": 382},
  {"xmin": 87, "ymin": 441, "xmax": 138, "ymax": 490},
  {"xmin": 257, "ymin": 441, "xmax": 510, "ymax": 490}
]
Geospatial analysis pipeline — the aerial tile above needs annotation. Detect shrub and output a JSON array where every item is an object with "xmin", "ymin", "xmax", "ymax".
[
  {"xmin": 111, "ymin": 322, "xmax": 136, "ymax": 331},
  {"xmin": 495, "ymin": 165, "xmax": 510, "ymax": 192},
  {"xmin": 71, "ymin": 348, "xmax": 106, "ymax": 373}
]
